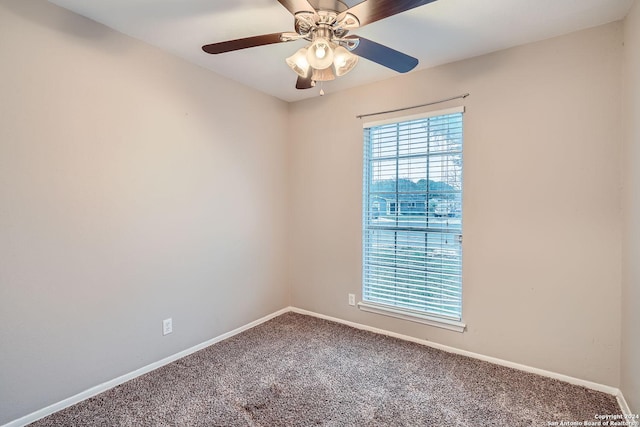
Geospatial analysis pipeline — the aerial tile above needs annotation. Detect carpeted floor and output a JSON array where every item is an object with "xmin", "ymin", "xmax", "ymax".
[{"xmin": 30, "ymin": 312, "xmax": 621, "ymax": 426}]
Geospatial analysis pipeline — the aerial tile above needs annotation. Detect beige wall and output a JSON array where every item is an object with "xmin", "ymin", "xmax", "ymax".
[
  {"xmin": 289, "ymin": 22, "xmax": 623, "ymax": 387},
  {"xmin": 622, "ymin": 0, "xmax": 640, "ymax": 415},
  {"xmin": 0, "ymin": 1, "xmax": 289, "ymax": 424}
]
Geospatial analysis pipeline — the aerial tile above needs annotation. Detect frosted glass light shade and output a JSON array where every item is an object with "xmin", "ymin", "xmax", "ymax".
[
  {"xmin": 312, "ymin": 67, "xmax": 335, "ymax": 82},
  {"xmin": 333, "ymin": 46, "xmax": 359, "ymax": 76},
  {"xmin": 306, "ymin": 38, "xmax": 334, "ymax": 70},
  {"xmin": 286, "ymin": 48, "xmax": 310, "ymax": 77}
]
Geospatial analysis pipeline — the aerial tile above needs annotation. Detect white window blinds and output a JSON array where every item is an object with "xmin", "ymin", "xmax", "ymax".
[{"xmin": 362, "ymin": 107, "xmax": 464, "ymax": 320}]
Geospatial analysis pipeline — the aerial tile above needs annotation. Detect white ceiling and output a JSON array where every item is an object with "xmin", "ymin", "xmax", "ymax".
[{"xmin": 48, "ymin": 0, "xmax": 633, "ymax": 102}]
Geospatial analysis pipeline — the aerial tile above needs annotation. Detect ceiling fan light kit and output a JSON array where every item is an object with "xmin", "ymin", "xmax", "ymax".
[
  {"xmin": 285, "ymin": 43, "xmax": 358, "ymax": 82},
  {"xmin": 285, "ymin": 11, "xmax": 359, "ymax": 80},
  {"xmin": 202, "ymin": 0, "xmax": 438, "ymax": 93}
]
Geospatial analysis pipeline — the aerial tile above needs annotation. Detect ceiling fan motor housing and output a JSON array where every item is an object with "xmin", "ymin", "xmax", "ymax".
[
  {"xmin": 294, "ymin": 10, "xmax": 359, "ymax": 43},
  {"xmin": 308, "ymin": 0, "xmax": 350, "ymax": 13}
]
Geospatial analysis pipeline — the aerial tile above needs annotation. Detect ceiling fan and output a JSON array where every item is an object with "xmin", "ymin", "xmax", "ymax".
[{"xmin": 202, "ymin": 0, "xmax": 437, "ymax": 91}]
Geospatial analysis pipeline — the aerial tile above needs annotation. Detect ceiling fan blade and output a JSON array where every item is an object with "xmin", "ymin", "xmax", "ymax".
[
  {"xmin": 277, "ymin": 0, "xmax": 316, "ymax": 15},
  {"xmin": 339, "ymin": 0, "xmax": 437, "ymax": 27},
  {"xmin": 202, "ymin": 33, "xmax": 287, "ymax": 54},
  {"xmin": 296, "ymin": 75, "xmax": 314, "ymax": 89},
  {"xmin": 350, "ymin": 36, "xmax": 418, "ymax": 73}
]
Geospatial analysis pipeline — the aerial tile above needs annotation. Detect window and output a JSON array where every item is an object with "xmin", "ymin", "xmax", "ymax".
[{"xmin": 361, "ymin": 107, "xmax": 464, "ymax": 331}]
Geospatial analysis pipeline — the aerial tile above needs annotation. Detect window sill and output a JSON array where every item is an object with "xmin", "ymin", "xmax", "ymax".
[{"xmin": 357, "ymin": 302, "xmax": 466, "ymax": 333}]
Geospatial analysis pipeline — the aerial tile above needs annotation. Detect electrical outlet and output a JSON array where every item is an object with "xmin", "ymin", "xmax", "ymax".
[
  {"xmin": 348, "ymin": 294, "xmax": 356, "ymax": 306},
  {"xmin": 163, "ymin": 318, "xmax": 173, "ymax": 336}
]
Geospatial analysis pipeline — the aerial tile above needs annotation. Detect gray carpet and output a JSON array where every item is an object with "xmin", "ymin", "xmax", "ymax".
[{"xmin": 30, "ymin": 312, "xmax": 621, "ymax": 426}]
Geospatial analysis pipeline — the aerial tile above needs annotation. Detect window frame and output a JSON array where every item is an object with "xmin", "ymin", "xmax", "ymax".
[{"xmin": 360, "ymin": 106, "xmax": 466, "ymax": 333}]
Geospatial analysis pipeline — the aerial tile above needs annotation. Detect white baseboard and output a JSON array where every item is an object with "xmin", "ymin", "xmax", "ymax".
[
  {"xmin": 617, "ymin": 390, "xmax": 634, "ymax": 416},
  {"xmin": 290, "ymin": 307, "xmax": 622, "ymax": 398},
  {"xmin": 2, "ymin": 307, "xmax": 290, "ymax": 427}
]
